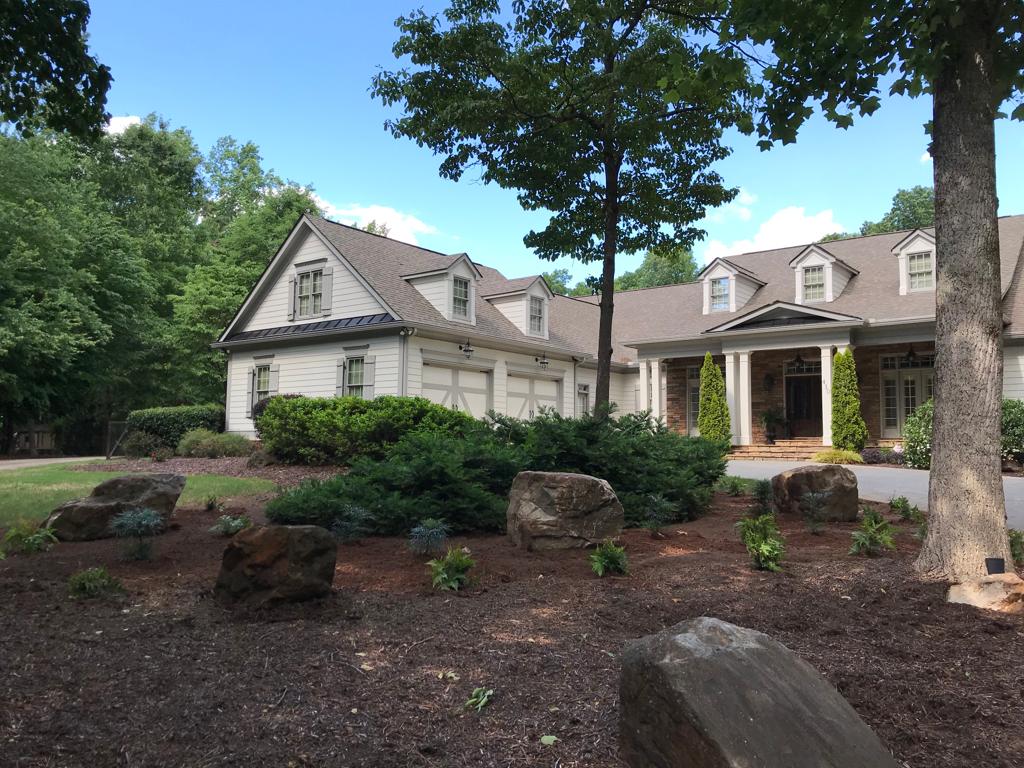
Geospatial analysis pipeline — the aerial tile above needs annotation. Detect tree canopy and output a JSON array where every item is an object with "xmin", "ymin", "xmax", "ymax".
[
  {"xmin": 544, "ymin": 245, "xmax": 698, "ymax": 296},
  {"xmin": 821, "ymin": 186, "xmax": 935, "ymax": 241}
]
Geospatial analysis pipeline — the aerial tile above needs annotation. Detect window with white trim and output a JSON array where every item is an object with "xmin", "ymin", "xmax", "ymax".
[
  {"xmin": 297, "ymin": 269, "xmax": 323, "ymax": 317},
  {"xmin": 346, "ymin": 357, "xmax": 365, "ymax": 399},
  {"xmin": 529, "ymin": 296, "xmax": 545, "ymax": 334},
  {"xmin": 710, "ymin": 277, "xmax": 729, "ymax": 311},
  {"xmin": 577, "ymin": 383, "xmax": 590, "ymax": 416},
  {"xmin": 452, "ymin": 276, "xmax": 470, "ymax": 318},
  {"xmin": 802, "ymin": 265, "xmax": 825, "ymax": 302},
  {"xmin": 254, "ymin": 364, "xmax": 271, "ymax": 403},
  {"xmin": 908, "ymin": 251, "xmax": 934, "ymax": 290}
]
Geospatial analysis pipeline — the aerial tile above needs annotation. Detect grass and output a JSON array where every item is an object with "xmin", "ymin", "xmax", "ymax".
[
  {"xmin": 0, "ymin": 463, "xmax": 275, "ymax": 528},
  {"xmin": 715, "ymin": 475, "xmax": 758, "ymax": 494}
]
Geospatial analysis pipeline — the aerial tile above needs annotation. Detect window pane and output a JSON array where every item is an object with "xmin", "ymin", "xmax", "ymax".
[
  {"xmin": 255, "ymin": 365, "xmax": 271, "ymax": 402},
  {"xmin": 883, "ymin": 378, "xmax": 898, "ymax": 428},
  {"xmin": 347, "ymin": 358, "xmax": 364, "ymax": 387},
  {"xmin": 908, "ymin": 252, "xmax": 933, "ymax": 289},
  {"xmin": 710, "ymin": 278, "xmax": 729, "ymax": 310},
  {"xmin": 298, "ymin": 273, "xmax": 310, "ymax": 296},
  {"xmin": 903, "ymin": 376, "xmax": 918, "ymax": 420},
  {"xmin": 453, "ymin": 277, "xmax": 470, "ymax": 317},
  {"xmin": 298, "ymin": 295, "xmax": 310, "ymax": 316},
  {"xmin": 577, "ymin": 384, "xmax": 589, "ymax": 415},
  {"xmin": 803, "ymin": 266, "xmax": 824, "ymax": 301},
  {"xmin": 530, "ymin": 296, "xmax": 544, "ymax": 333}
]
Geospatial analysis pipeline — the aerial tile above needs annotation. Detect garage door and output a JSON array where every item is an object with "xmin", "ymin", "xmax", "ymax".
[
  {"xmin": 421, "ymin": 364, "xmax": 491, "ymax": 417},
  {"xmin": 507, "ymin": 374, "xmax": 560, "ymax": 419}
]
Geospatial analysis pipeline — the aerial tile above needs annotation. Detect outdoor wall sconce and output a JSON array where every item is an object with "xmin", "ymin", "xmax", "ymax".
[
  {"xmin": 905, "ymin": 345, "xmax": 917, "ymax": 365},
  {"xmin": 459, "ymin": 340, "xmax": 475, "ymax": 359},
  {"xmin": 762, "ymin": 373, "xmax": 775, "ymax": 392},
  {"xmin": 535, "ymin": 353, "xmax": 550, "ymax": 369}
]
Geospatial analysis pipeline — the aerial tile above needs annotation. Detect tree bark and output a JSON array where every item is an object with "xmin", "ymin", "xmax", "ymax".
[
  {"xmin": 595, "ymin": 150, "xmax": 621, "ymax": 411},
  {"xmin": 915, "ymin": 1, "xmax": 1011, "ymax": 581}
]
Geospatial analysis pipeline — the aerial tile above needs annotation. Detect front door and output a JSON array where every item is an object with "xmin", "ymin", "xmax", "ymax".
[{"xmin": 785, "ymin": 375, "xmax": 823, "ymax": 437}]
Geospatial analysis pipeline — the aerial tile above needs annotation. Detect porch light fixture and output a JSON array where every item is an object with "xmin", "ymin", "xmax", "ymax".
[
  {"xmin": 793, "ymin": 352, "xmax": 804, "ymax": 366},
  {"xmin": 904, "ymin": 345, "xmax": 917, "ymax": 365},
  {"xmin": 459, "ymin": 340, "xmax": 475, "ymax": 359},
  {"xmin": 535, "ymin": 353, "xmax": 550, "ymax": 369}
]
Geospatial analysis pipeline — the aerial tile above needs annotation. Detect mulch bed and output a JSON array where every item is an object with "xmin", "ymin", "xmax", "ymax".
[
  {"xmin": 2, "ymin": 494, "xmax": 1022, "ymax": 767},
  {"xmin": 72, "ymin": 456, "xmax": 340, "ymax": 487}
]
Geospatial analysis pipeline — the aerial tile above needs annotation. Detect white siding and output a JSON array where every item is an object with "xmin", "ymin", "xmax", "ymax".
[
  {"xmin": 610, "ymin": 370, "xmax": 639, "ymax": 414},
  {"xmin": 733, "ymin": 275, "xmax": 759, "ymax": 311},
  {"xmin": 241, "ymin": 229, "xmax": 384, "ymax": 332},
  {"xmin": 490, "ymin": 295, "xmax": 525, "ymax": 331},
  {"xmin": 409, "ymin": 274, "xmax": 449, "ymax": 318},
  {"xmin": 1004, "ymin": 344, "xmax": 1024, "ymax": 399},
  {"xmin": 832, "ymin": 266, "xmax": 851, "ymax": 299},
  {"xmin": 226, "ymin": 335, "xmax": 400, "ymax": 436}
]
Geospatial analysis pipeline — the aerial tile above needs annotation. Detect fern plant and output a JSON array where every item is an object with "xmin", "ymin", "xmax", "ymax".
[
  {"xmin": 589, "ymin": 540, "xmax": 628, "ymax": 577},
  {"xmin": 751, "ymin": 479, "xmax": 773, "ymax": 515},
  {"xmin": 68, "ymin": 567, "xmax": 124, "ymax": 599},
  {"xmin": 209, "ymin": 515, "xmax": 251, "ymax": 536},
  {"xmin": 849, "ymin": 507, "xmax": 896, "ymax": 556},
  {"xmin": 109, "ymin": 508, "xmax": 164, "ymax": 560},
  {"xmin": 2, "ymin": 522, "xmax": 58, "ymax": 555},
  {"xmin": 736, "ymin": 514, "xmax": 785, "ymax": 572},
  {"xmin": 427, "ymin": 547, "xmax": 475, "ymax": 591},
  {"xmin": 888, "ymin": 495, "xmax": 913, "ymax": 520},
  {"xmin": 799, "ymin": 490, "xmax": 829, "ymax": 534},
  {"xmin": 408, "ymin": 518, "xmax": 450, "ymax": 556}
]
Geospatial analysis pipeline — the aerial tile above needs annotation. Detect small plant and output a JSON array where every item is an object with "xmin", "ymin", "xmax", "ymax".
[
  {"xmin": 1, "ymin": 523, "xmax": 58, "ymax": 555},
  {"xmin": 799, "ymin": 490, "xmax": 829, "ymax": 534},
  {"xmin": 812, "ymin": 449, "xmax": 864, "ymax": 464},
  {"xmin": 209, "ymin": 514, "xmax": 251, "ymax": 536},
  {"xmin": 849, "ymin": 507, "xmax": 896, "ymax": 556},
  {"xmin": 330, "ymin": 505, "xmax": 373, "ymax": 543},
  {"xmin": 1008, "ymin": 529, "xmax": 1023, "ymax": 566},
  {"xmin": 736, "ymin": 513, "xmax": 785, "ymax": 571},
  {"xmin": 204, "ymin": 495, "xmax": 224, "ymax": 513},
  {"xmin": 589, "ymin": 540, "xmax": 628, "ymax": 577},
  {"xmin": 150, "ymin": 446, "xmax": 174, "ymax": 462},
  {"xmin": 722, "ymin": 476, "xmax": 746, "ymax": 497},
  {"xmin": 408, "ymin": 518, "xmax": 451, "ymax": 556},
  {"xmin": 427, "ymin": 547, "xmax": 475, "ymax": 591},
  {"xmin": 109, "ymin": 507, "xmax": 165, "ymax": 560},
  {"xmin": 641, "ymin": 494, "xmax": 675, "ymax": 537},
  {"xmin": 68, "ymin": 567, "xmax": 124, "ymax": 599},
  {"xmin": 888, "ymin": 495, "xmax": 912, "ymax": 520},
  {"xmin": 465, "ymin": 686, "xmax": 493, "ymax": 712},
  {"xmin": 909, "ymin": 507, "xmax": 928, "ymax": 540},
  {"xmin": 751, "ymin": 479, "xmax": 773, "ymax": 515}
]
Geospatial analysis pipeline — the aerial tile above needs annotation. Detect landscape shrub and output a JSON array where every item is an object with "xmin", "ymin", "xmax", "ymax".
[
  {"xmin": 176, "ymin": 428, "xmax": 252, "ymax": 458},
  {"xmin": 812, "ymin": 448, "xmax": 864, "ymax": 464},
  {"xmin": 751, "ymin": 479, "xmax": 773, "ymax": 515},
  {"xmin": 849, "ymin": 507, "xmax": 896, "ymax": 556},
  {"xmin": 864, "ymin": 447, "xmax": 906, "ymax": 465},
  {"xmin": 830, "ymin": 349, "xmax": 868, "ymax": 451},
  {"xmin": 1009, "ymin": 529, "xmax": 1024, "ymax": 566},
  {"xmin": 1001, "ymin": 399, "xmax": 1024, "ymax": 462},
  {"xmin": 68, "ymin": 567, "xmax": 123, "ymax": 599},
  {"xmin": 126, "ymin": 404, "xmax": 224, "ymax": 448},
  {"xmin": 121, "ymin": 430, "xmax": 167, "ymax": 458},
  {"xmin": 889, "ymin": 495, "xmax": 913, "ymax": 520},
  {"xmin": 721, "ymin": 476, "xmax": 746, "ymax": 496},
  {"xmin": 428, "ymin": 547, "xmax": 475, "ymax": 591},
  {"xmin": 902, "ymin": 400, "xmax": 934, "ymax": 469},
  {"xmin": 150, "ymin": 446, "xmax": 173, "ymax": 462},
  {"xmin": 408, "ymin": 518, "xmax": 450, "ymax": 556},
  {"xmin": 640, "ymin": 494, "xmax": 674, "ymax": 537},
  {"xmin": 799, "ymin": 490, "xmax": 829, "ymax": 534},
  {"xmin": 255, "ymin": 395, "xmax": 476, "ymax": 464},
  {"xmin": 209, "ymin": 515, "xmax": 251, "ymax": 536},
  {"xmin": 697, "ymin": 352, "xmax": 730, "ymax": 441},
  {"xmin": 589, "ymin": 540, "xmax": 628, "ymax": 577},
  {"xmin": 736, "ymin": 513, "xmax": 784, "ymax": 571},
  {"xmin": 2, "ymin": 522, "xmax": 57, "ymax": 555},
  {"xmin": 110, "ymin": 508, "xmax": 164, "ymax": 560},
  {"xmin": 330, "ymin": 506, "xmax": 373, "ymax": 543},
  {"xmin": 251, "ymin": 392, "xmax": 303, "ymax": 423}
]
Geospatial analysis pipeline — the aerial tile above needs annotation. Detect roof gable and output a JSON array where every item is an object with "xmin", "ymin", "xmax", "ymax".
[{"xmin": 703, "ymin": 301, "xmax": 863, "ymax": 334}]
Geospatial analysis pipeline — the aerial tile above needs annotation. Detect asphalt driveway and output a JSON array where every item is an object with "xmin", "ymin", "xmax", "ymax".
[
  {"xmin": 0, "ymin": 457, "xmax": 103, "ymax": 471},
  {"xmin": 728, "ymin": 459, "xmax": 1024, "ymax": 529}
]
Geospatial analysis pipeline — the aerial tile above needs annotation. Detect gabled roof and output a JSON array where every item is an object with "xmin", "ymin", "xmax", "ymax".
[
  {"xmin": 788, "ymin": 244, "xmax": 859, "ymax": 275},
  {"xmin": 696, "ymin": 256, "xmax": 766, "ymax": 284},
  {"xmin": 890, "ymin": 228, "xmax": 935, "ymax": 253},
  {"xmin": 481, "ymin": 275, "xmax": 554, "ymax": 300},
  {"xmin": 703, "ymin": 301, "xmax": 863, "ymax": 334},
  {"xmin": 402, "ymin": 252, "xmax": 483, "ymax": 280}
]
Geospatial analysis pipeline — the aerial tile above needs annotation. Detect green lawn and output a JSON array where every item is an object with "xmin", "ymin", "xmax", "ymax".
[{"xmin": 0, "ymin": 464, "xmax": 275, "ymax": 528}]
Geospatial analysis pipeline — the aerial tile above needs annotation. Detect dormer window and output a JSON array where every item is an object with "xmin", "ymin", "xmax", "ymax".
[
  {"xmin": 710, "ymin": 278, "xmax": 730, "ymax": 311},
  {"xmin": 297, "ymin": 269, "xmax": 323, "ymax": 317},
  {"xmin": 529, "ymin": 296, "xmax": 545, "ymax": 334},
  {"xmin": 802, "ymin": 266, "xmax": 825, "ymax": 302},
  {"xmin": 908, "ymin": 252, "xmax": 934, "ymax": 290},
  {"xmin": 452, "ymin": 276, "xmax": 470, "ymax": 318}
]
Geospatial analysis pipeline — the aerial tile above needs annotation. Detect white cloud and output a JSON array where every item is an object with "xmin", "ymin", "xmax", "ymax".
[
  {"xmin": 705, "ymin": 187, "xmax": 758, "ymax": 223},
  {"xmin": 702, "ymin": 206, "xmax": 847, "ymax": 261},
  {"xmin": 313, "ymin": 195, "xmax": 439, "ymax": 245},
  {"xmin": 920, "ymin": 151, "xmax": 932, "ymax": 164},
  {"xmin": 104, "ymin": 115, "xmax": 142, "ymax": 134}
]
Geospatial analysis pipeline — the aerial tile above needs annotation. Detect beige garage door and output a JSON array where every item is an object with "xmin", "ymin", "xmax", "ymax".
[
  {"xmin": 507, "ymin": 374, "xmax": 560, "ymax": 419},
  {"xmin": 421, "ymin": 364, "xmax": 492, "ymax": 417}
]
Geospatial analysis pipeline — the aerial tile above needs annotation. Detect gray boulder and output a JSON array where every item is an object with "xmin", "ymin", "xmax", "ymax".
[
  {"xmin": 45, "ymin": 473, "xmax": 185, "ymax": 541},
  {"xmin": 215, "ymin": 525, "xmax": 337, "ymax": 606},
  {"xmin": 620, "ymin": 617, "xmax": 900, "ymax": 768},
  {"xmin": 772, "ymin": 464, "xmax": 858, "ymax": 522},
  {"xmin": 506, "ymin": 471, "xmax": 624, "ymax": 551}
]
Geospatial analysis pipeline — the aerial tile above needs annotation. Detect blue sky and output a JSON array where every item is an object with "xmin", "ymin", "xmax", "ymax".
[{"xmin": 89, "ymin": 0, "xmax": 1024, "ymax": 282}]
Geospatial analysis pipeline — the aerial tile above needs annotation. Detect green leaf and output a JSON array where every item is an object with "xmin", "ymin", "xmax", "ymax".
[{"xmin": 540, "ymin": 735, "xmax": 558, "ymax": 746}]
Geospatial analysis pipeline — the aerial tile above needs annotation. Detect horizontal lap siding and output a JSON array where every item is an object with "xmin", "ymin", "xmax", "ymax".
[{"xmin": 1004, "ymin": 344, "xmax": 1024, "ymax": 400}]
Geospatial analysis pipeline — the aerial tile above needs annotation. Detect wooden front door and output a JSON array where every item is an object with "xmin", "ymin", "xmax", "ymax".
[{"xmin": 785, "ymin": 375, "xmax": 823, "ymax": 437}]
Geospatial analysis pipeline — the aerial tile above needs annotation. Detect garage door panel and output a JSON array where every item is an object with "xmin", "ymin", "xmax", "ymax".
[
  {"xmin": 422, "ymin": 363, "xmax": 491, "ymax": 418},
  {"xmin": 507, "ymin": 374, "xmax": 561, "ymax": 419}
]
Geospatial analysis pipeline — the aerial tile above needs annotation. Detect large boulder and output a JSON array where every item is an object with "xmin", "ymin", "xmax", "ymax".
[
  {"xmin": 620, "ymin": 617, "xmax": 900, "ymax": 768},
  {"xmin": 45, "ymin": 473, "xmax": 185, "ymax": 541},
  {"xmin": 948, "ymin": 573, "xmax": 1024, "ymax": 614},
  {"xmin": 771, "ymin": 464, "xmax": 858, "ymax": 522},
  {"xmin": 506, "ymin": 471, "xmax": 624, "ymax": 551},
  {"xmin": 215, "ymin": 525, "xmax": 337, "ymax": 606}
]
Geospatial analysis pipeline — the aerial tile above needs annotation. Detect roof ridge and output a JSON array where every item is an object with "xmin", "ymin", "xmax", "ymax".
[{"xmin": 312, "ymin": 214, "xmax": 456, "ymax": 259}]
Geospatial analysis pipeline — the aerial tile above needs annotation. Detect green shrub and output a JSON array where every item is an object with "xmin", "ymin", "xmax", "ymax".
[
  {"xmin": 902, "ymin": 399, "xmax": 934, "ymax": 469},
  {"xmin": 640, "ymin": 494, "xmax": 674, "ymax": 536},
  {"xmin": 589, "ymin": 540, "xmax": 628, "ymax": 577},
  {"xmin": 2, "ymin": 522, "xmax": 57, "ymax": 555},
  {"xmin": 409, "ymin": 518, "xmax": 450, "ymax": 556},
  {"xmin": 428, "ymin": 547, "xmax": 475, "ymax": 591},
  {"xmin": 799, "ymin": 490, "xmax": 829, "ymax": 534},
  {"xmin": 176, "ymin": 428, "xmax": 252, "ymax": 458},
  {"xmin": 850, "ymin": 507, "xmax": 896, "ymax": 556},
  {"xmin": 721, "ymin": 476, "xmax": 746, "ymax": 496},
  {"xmin": 110, "ymin": 508, "xmax": 164, "ymax": 560},
  {"xmin": 68, "ymin": 567, "xmax": 123, "ymax": 599},
  {"xmin": 697, "ymin": 352, "xmax": 730, "ymax": 441},
  {"xmin": 751, "ymin": 479, "xmax": 773, "ymax": 515},
  {"xmin": 209, "ymin": 515, "xmax": 251, "ymax": 536},
  {"xmin": 1001, "ymin": 400, "xmax": 1024, "ymax": 462},
  {"xmin": 736, "ymin": 513, "xmax": 784, "ymax": 571},
  {"xmin": 910, "ymin": 506, "xmax": 928, "ymax": 540},
  {"xmin": 831, "ymin": 349, "xmax": 868, "ymax": 451},
  {"xmin": 204, "ymin": 495, "xmax": 223, "ymax": 513},
  {"xmin": 1009, "ymin": 529, "xmax": 1024, "ymax": 566},
  {"xmin": 126, "ymin": 404, "xmax": 224, "ymax": 448},
  {"xmin": 121, "ymin": 430, "xmax": 168, "ymax": 458},
  {"xmin": 889, "ymin": 495, "xmax": 912, "ymax": 519},
  {"xmin": 256, "ymin": 395, "xmax": 476, "ymax": 465},
  {"xmin": 150, "ymin": 446, "xmax": 173, "ymax": 462},
  {"xmin": 465, "ymin": 686, "xmax": 493, "ymax": 712},
  {"xmin": 330, "ymin": 505, "xmax": 373, "ymax": 543},
  {"xmin": 812, "ymin": 448, "xmax": 864, "ymax": 464}
]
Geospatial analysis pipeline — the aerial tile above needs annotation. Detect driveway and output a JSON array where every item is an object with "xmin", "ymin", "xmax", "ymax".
[
  {"xmin": 0, "ymin": 456, "xmax": 102, "ymax": 472},
  {"xmin": 727, "ymin": 459, "xmax": 1024, "ymax": 530}
]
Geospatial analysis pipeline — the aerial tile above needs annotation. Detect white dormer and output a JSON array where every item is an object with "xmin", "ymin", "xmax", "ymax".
[
  {"xmin": 698, "ymin": 258, "xmax": 764, "ymax": 314},
  {"xmin": 890, "ymin": 230, "xmax": 935, "ymax": 295},
  {"xmin": 788, "ymin": 244, "xmax": 858, "ymax": 304},
  {"xmin": 483, "ymin": 276, "xmax": 553, "ymax": 339},
  {"xmin": 404, "ymin": 253, "xmax": 482, "ymax": 324}
]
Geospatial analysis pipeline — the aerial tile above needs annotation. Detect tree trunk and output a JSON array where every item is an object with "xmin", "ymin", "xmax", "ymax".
[
  {"xmin": 595, "ymin": 153, "xmax": 621, "ymax": 411},
  {"xmin": 915, "ymin": 2, "xmax": 1011, "ymax": 582}
]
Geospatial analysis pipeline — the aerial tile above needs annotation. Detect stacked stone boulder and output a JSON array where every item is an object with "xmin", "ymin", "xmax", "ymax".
[{"xmin": 506, "ymin": 471, "xmax": 624, "ymax": 550}]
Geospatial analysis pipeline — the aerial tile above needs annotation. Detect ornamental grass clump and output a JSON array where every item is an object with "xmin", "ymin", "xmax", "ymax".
[
  {"xmin": 849, "ymin": 507, "xmax": 896, "ymax": 556},
  {"xmin": 110, "ymin": 508, "xmax": 164, "ymax": 560},
  {"xmin": 589, "ymin": 540, "xmax": 628, "ymax": 577},
  {"xmin": 812, "ymin": 449, "xmax": 863, "ymax": 464},
  {"xmin": 736, "ymin": 513, "xmax": 785, "ymax": 572},
  {"xmin": 408, "ymin": 518, "xmax": 450, "ymax": 556}
]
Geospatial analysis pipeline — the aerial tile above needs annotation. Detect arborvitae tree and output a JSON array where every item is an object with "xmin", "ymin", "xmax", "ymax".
[
  {"xmin": 831, "ymin": 349, "xmax": 868, "ymax": 451},
  {"xmin": 697, "ymin": 352, "xmax": 730, "ymax": 442}
]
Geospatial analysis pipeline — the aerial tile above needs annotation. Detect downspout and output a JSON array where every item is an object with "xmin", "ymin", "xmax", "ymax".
[{"xmin": 398, "ymin": 327, "xmax": 416, "ymax": 396}]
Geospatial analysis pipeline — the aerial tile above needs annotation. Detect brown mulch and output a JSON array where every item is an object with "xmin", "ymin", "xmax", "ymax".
[
  {"xmin": 1, "ymin": 495, "xmax": 1022, "ymax": 768},
  {"xmin": 72, "ymin": 456, "xmax": 341, "ymax": 487}
]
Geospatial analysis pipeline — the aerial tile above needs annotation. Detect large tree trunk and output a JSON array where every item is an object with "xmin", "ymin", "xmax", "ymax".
[
  {"xmin": 915, "ymin": 2, "xmax": 1011, "ymax": 581},
  {"xmin": 595, "ymin": 153, "xmax": 621, "ymax": 411}
]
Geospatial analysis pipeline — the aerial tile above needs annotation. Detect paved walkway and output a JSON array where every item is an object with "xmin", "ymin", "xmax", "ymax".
[
  {"xmin": 728, "ymin": 459, "xmax": 1024, "ymax": 529},
  {"xmin": 0, "ymin": 456, "xmax": 102, "ymax": 472}
]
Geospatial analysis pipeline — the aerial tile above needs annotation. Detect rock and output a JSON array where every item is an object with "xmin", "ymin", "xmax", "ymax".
[
  {"xmin": 947, "ymin": 573, "xmax": 1024, "ymax": 614},
  {"xmin": 506, "ymin": 471, "xmax": 624, "ymax": 551},
  {"xmin": 45, "ymin": 473, "xmax": 186, "ymax": 541},
  {"xmin": 619, "ymin": 617, "xmax": 900, "ymax": 768},
  {"xmin": 215, "ymin": 525, "xmax": 337, "ymax": 606},
  {"xmin": 771, "ymin": 464, "xmax": 858, "ymax": 521}
]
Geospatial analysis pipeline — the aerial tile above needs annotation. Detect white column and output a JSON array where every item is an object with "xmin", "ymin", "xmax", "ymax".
[
  {"xmin": 650, "ymin": 358, "xmax": 662, "ymax": 420},
  {"xmin": 724, "ymin": 352, "xmax": 739, "ymax": 445},
  {"xmin": 820, "ymin": 346, "xmax": 834, "ymax": 446},
  {"xmin": 639, "ymin": 359, "xmax": 651, "ymax": 412},
  {"xmin": 738, "ymin": 351, "xmax": 753, "ymax": 445}
]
